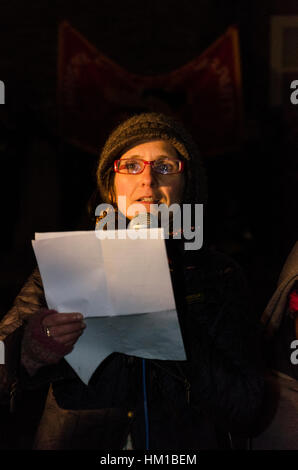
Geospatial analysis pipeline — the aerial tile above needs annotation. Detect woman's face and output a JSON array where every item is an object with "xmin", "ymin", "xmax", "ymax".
[{"xmin": 113, "ymin": 140, "xmax": 185, "ymax": 219}]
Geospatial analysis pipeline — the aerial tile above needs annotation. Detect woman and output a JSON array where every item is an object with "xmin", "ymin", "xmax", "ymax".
[{"xmin": 0, "ymin": 113, "xmax": 264, "ymax": 450}]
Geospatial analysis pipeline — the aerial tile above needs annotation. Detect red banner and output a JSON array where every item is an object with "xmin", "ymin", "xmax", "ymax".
[{"xmin": 58, "ymin": 22, "xmax": 243, "ymax": 156}]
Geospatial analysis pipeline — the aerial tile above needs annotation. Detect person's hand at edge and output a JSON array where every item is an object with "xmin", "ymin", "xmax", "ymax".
[{"xmin": 21, "ymin": 308, "xmax": 86, "ymax": 376}]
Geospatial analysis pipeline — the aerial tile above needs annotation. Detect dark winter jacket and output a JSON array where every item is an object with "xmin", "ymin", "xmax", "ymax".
[{"xmin": 0, "ymin": 241, "xmax": 264, "ymax": 450}]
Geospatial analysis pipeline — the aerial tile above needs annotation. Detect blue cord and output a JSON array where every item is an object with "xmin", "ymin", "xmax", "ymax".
[{"xmin": 142, "ymin": 359, "xmax": 150, "ymax": 450}]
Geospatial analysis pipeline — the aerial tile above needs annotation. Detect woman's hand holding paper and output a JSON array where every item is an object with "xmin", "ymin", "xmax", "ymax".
[{"xmin": 21, "ymin": 309, "xmax": 86, "ymax": 376}]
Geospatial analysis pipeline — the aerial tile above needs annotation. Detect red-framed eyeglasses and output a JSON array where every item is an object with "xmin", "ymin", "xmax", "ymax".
[{"xmin": 114, "ymin": 158, "xmax": 184, "ymax": 175}]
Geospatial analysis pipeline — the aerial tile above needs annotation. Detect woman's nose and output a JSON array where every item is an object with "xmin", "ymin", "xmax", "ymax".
[{"xmin": 140, "ymin": 162, "xmax": 157, "ymax": 185}]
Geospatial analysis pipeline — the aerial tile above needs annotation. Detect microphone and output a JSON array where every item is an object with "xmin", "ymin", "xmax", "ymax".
[{"xmin": 127, "ymin": 212, "xmax": 158, "ymax": 230}]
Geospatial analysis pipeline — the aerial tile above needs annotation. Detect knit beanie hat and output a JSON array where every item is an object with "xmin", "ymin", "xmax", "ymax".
[{"xmin": 96, "ymin": 112, "xmax": 207, "ymax": 206}]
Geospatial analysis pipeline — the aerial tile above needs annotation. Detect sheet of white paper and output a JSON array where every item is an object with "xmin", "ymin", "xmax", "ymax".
[
  {"xmin": 32, "ymin": 230, "xmax": 186, "ymax": 384},
  {"xmin": 33, "ymin": 230, "xmax": 175, "ymax": 317},
  {"xmin": 66, "ymin": 311, "xmax": 186, "ymax": 385},
  {"xmin": 100, "ymin": 232, "xmax": 176, "ymax": 315},
  {"xmin": 35, "ymin": 231, "xmax": 91, "ymax": 239},
  {"xmin": 33, "ymin": 232, "xmax": 111, "ymax": 316}
]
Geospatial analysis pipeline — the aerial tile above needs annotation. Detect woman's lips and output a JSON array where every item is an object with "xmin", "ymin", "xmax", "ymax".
[
  {"xmin": 137, "ymin": 200, "xmax": 160, "ymax": 206},
  {"xmin": 137, "ymin": 197, "xmax": 160, "ymax": 203}
]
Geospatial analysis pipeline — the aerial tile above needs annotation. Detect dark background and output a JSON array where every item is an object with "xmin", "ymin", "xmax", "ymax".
[
  {"xmin": 0, "ymin": 0, "xmax": 297, "ymax": 316},
  {"xmin": 0, "ymin": 0, "xmax": 297, "ymax": 450}
]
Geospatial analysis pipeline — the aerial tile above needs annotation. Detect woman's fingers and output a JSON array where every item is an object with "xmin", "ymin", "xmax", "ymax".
[
  {"xmin": 43, "ymin": 312, "xmax": 83, "ymax": 327},
  {"xmin": 54, "ymin": 330, "xmax": 84, "ymax": 345},
  {"xmin": 42, "ymin": 312, "xmax": 86, "ymax": 343},
  {"xmin": 47, "ymin": 322, "xmax": 86, "ymax": 339}
]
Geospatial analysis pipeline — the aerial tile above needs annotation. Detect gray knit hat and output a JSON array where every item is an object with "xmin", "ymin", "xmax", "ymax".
[{"xmin": 96, "ymin": 112, "xmax": 207, "ymax": 206}]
